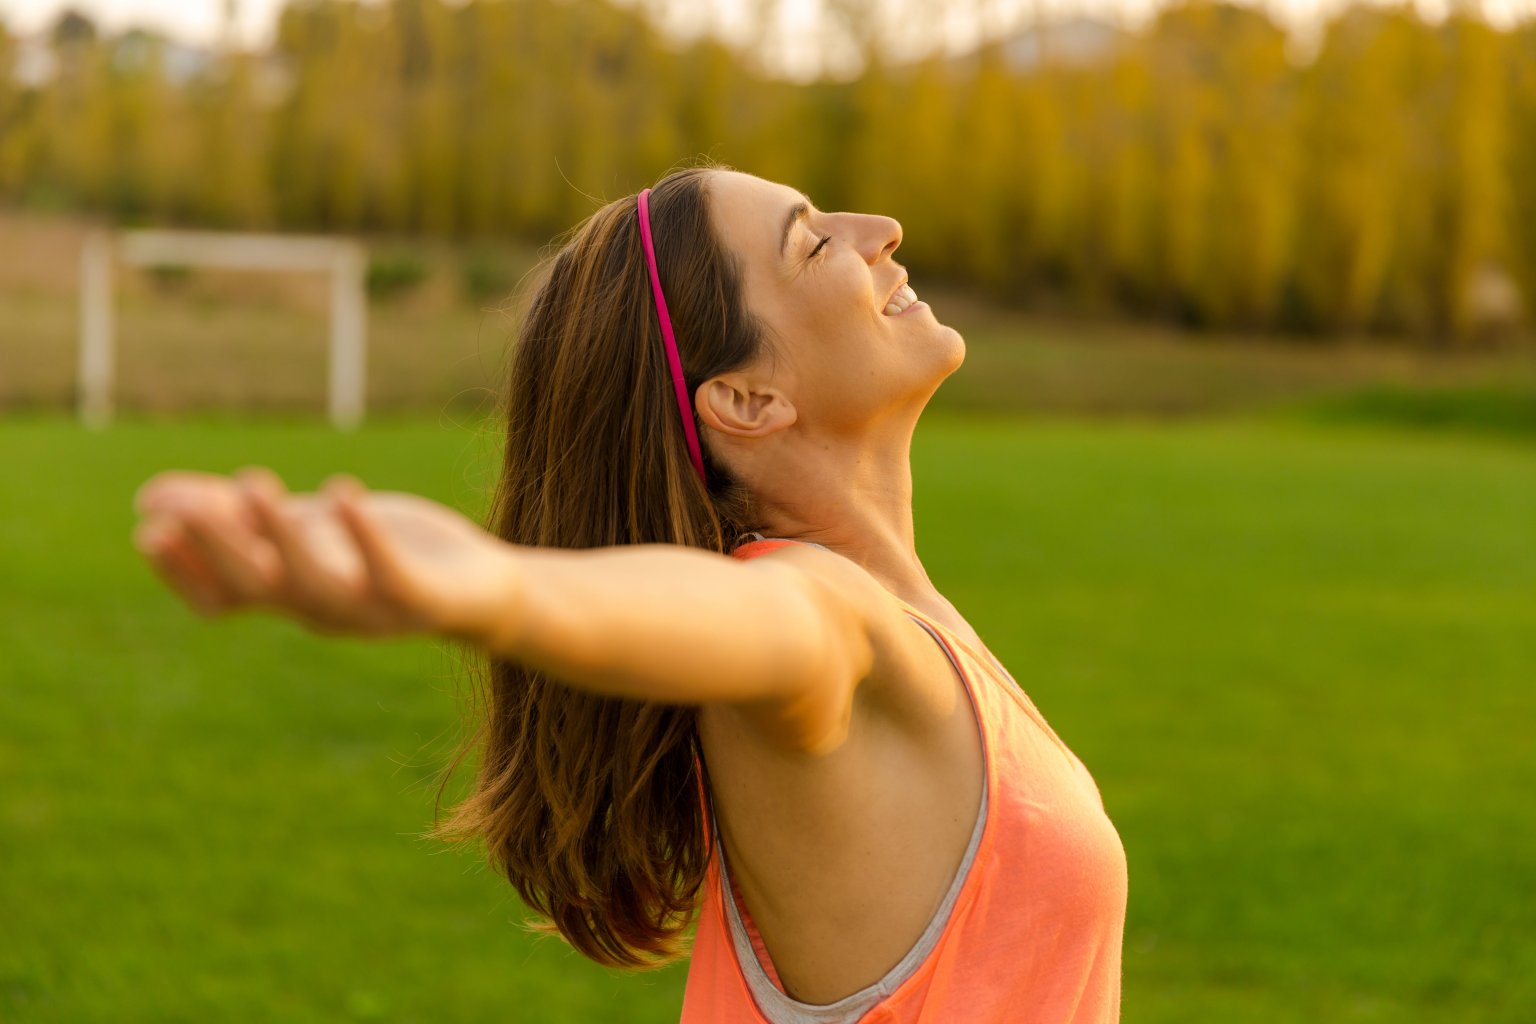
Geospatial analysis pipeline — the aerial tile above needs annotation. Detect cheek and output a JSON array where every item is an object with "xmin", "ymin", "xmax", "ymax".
[
  {"xmin": 763, "ymin": 268, "xmax": 878, "ymax": 370},
  {"xmin": 816, "ymin": 274, "xmax": 880, "ymax": 336},
  {"xmin": 777, "ymin": 291, "xmax": 844, "ymax": 352}
]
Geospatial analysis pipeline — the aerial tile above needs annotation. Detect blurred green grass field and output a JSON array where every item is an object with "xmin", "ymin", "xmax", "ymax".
[{"xmin": 2, "ymin": 411, "xmax": 1533, "ymax": 1022}]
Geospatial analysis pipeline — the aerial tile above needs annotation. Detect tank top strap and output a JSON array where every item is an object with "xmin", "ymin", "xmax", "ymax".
[{"xmin": 730, "ymin": 534, "xmax": 833, "ymax": 560}]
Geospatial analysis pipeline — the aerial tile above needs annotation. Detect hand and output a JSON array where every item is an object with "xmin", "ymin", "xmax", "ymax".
[{"xmin": 132, "ymin": 467, "xmax": 523, "ymax": 645}]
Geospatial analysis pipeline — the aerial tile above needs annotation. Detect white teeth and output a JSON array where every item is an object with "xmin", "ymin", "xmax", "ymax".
[{"xmin": 882, "ymin": 282, "xmax": 919, "ymax": 316}]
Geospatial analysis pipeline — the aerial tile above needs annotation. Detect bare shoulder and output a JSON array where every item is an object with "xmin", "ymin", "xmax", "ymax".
[{"xmin": 734, "ymin": 542, "xmax": 967, "ymax": 740}]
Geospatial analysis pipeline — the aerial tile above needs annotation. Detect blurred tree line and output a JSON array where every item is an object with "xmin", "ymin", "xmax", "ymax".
[{"xmin": 0, "ymin": 0, "xmax": 1533, "ymax": 343}]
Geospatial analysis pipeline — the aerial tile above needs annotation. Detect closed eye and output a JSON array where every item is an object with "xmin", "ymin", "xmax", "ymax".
[{"xmin": 809, "ymin": 235, "xmax": 831, "ymax": 259}]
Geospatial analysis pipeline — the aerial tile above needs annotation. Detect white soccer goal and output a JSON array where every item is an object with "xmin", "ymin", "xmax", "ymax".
[{"xmin": 78, "ymin": 229, "xmax": 368, "ymax": 429}]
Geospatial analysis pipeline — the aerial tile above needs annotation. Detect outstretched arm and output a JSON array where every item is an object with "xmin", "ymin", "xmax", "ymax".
[{"xmin": 133, "ymin": 469, "xmax": 878, "ymax": 749}]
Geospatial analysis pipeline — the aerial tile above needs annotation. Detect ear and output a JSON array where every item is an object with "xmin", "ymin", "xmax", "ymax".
[{"xmin": 695, "ymin": 373, "xmax": 797, "ymax": 439}]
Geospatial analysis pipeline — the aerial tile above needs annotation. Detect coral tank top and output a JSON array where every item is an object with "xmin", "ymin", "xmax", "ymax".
[{"xmin": 679, "ymin": 538, "xmax": 1128, "ymax": 1023}]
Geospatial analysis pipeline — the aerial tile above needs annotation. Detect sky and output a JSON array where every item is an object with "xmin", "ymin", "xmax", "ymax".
[
  {"xmin": 0, "ymin": 0, "xmax": 1530, "ymax": 57},
  {"xmin": 1, "ymin": 0, "xmax": 286, "ymax": 47}
]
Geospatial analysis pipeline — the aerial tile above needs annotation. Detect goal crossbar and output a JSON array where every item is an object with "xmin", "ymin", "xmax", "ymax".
[{"xmin": 79, "ymin": 229, "xmax": 368, "ymax": 429}]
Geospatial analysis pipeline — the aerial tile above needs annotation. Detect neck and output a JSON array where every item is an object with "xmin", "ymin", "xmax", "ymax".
[{"xmin": 737, "ymin": 417, "xmax": 939, "ymax": 606}]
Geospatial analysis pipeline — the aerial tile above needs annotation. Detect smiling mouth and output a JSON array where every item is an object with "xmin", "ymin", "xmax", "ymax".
[{"xmin": 883, "ymin": 282, "xmax": 919, "ymax": 316}]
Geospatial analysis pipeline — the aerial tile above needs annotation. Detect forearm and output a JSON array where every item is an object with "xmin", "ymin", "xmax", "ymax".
[{"xmin": 482, "ymin": 543, "xmax": 871, "ymax": 706}]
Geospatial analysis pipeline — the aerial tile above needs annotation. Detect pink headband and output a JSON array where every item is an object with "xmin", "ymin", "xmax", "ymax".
[{"xmin": 637, "ymin": 187, "xmax": 707, "ymax": 483}]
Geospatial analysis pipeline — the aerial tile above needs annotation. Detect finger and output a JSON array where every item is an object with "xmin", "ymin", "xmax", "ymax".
[
  {"xmin": 234, "ymin": 465, "xmax": 288, "ymax": 500},
  {"xmin": 135, "ymin": 470, "xmax": 243, "ymax": 519},
  {"xmin": 327, "ymin": 477, "xmax": 406, "ymax": 600},
  {"xmin": 235, "ymin": 466, "xmax": 294, "ymax": 547},
  {"xmin": 245, "ymin": 477, "xmax": 360, "ymax": 609},
  {"xmin": 134, "ymin": 519, "xmax": 236, "ymax": 616},
  {"xmin": 132, "ymin": 516, "xmax": 175, "ymax": 558},
  {"xmin": 134, "ymin": 516, "xmax": 227, "ymax": 594},
  {"xmin": 177, "ymin": 507, "xmax": 279, "ymax": 605},
  {"xmin": 135, "ymin": 470, "xmax": 206, "ymax": 516}
]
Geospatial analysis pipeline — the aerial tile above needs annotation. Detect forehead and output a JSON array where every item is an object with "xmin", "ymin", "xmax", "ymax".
[{"xmin": 708, "ymin": 171, "xmax": 807, "ymax": 265}]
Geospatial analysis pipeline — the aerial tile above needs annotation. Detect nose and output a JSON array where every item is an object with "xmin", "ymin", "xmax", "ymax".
[{"xmin": 856, "ymin": 213, "xmax": 902, "ymax": 264}]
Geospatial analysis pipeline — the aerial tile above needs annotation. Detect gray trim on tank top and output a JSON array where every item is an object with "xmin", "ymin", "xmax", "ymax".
[
  {"xmin": 710, "ymin": 608, "xmax": 990, "ymax": 1024},
  {"xmin": 737, "ymin": 534, "xmax": 1020, "ymax": 690}
]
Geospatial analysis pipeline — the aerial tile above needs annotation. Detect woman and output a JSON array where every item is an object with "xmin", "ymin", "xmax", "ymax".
[{"xmin": 132, "ymin": 165, "xmax": 1128, "ymax": 1022}]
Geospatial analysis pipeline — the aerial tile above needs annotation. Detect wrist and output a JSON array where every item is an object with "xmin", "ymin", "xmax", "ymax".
[{"xmin": 456, "ymin": 542, "xmax": 532, "ymax": 657}]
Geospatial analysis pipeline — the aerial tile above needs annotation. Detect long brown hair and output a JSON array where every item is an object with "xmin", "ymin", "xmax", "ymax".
[{"xmin": 429, "ymin": 165, "xmax": 767, "ymax": 967}]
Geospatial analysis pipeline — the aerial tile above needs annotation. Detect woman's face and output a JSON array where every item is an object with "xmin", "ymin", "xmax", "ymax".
[{"xmin": 705, "ymin": 171, "xmax": 964, "ymax": 436}]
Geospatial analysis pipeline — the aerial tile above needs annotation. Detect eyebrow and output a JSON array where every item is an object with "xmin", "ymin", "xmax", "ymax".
[{"xmin": 779, "ymin": 200, "xmax": 810, "ymax": 257}]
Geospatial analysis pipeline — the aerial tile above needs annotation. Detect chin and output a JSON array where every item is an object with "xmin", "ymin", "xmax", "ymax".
[
  {"xmin": 901, "ymin": 329, "xmax": 965, "ymax": 410},
  {"xmin": 934, "ymin": 325, "xmax": 966, "ymax": 378}
]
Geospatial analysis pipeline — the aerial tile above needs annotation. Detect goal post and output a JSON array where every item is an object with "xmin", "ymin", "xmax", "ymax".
[{"xmin": 78, "ymin": 228, "xmax": 369, "ymax": 429}]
